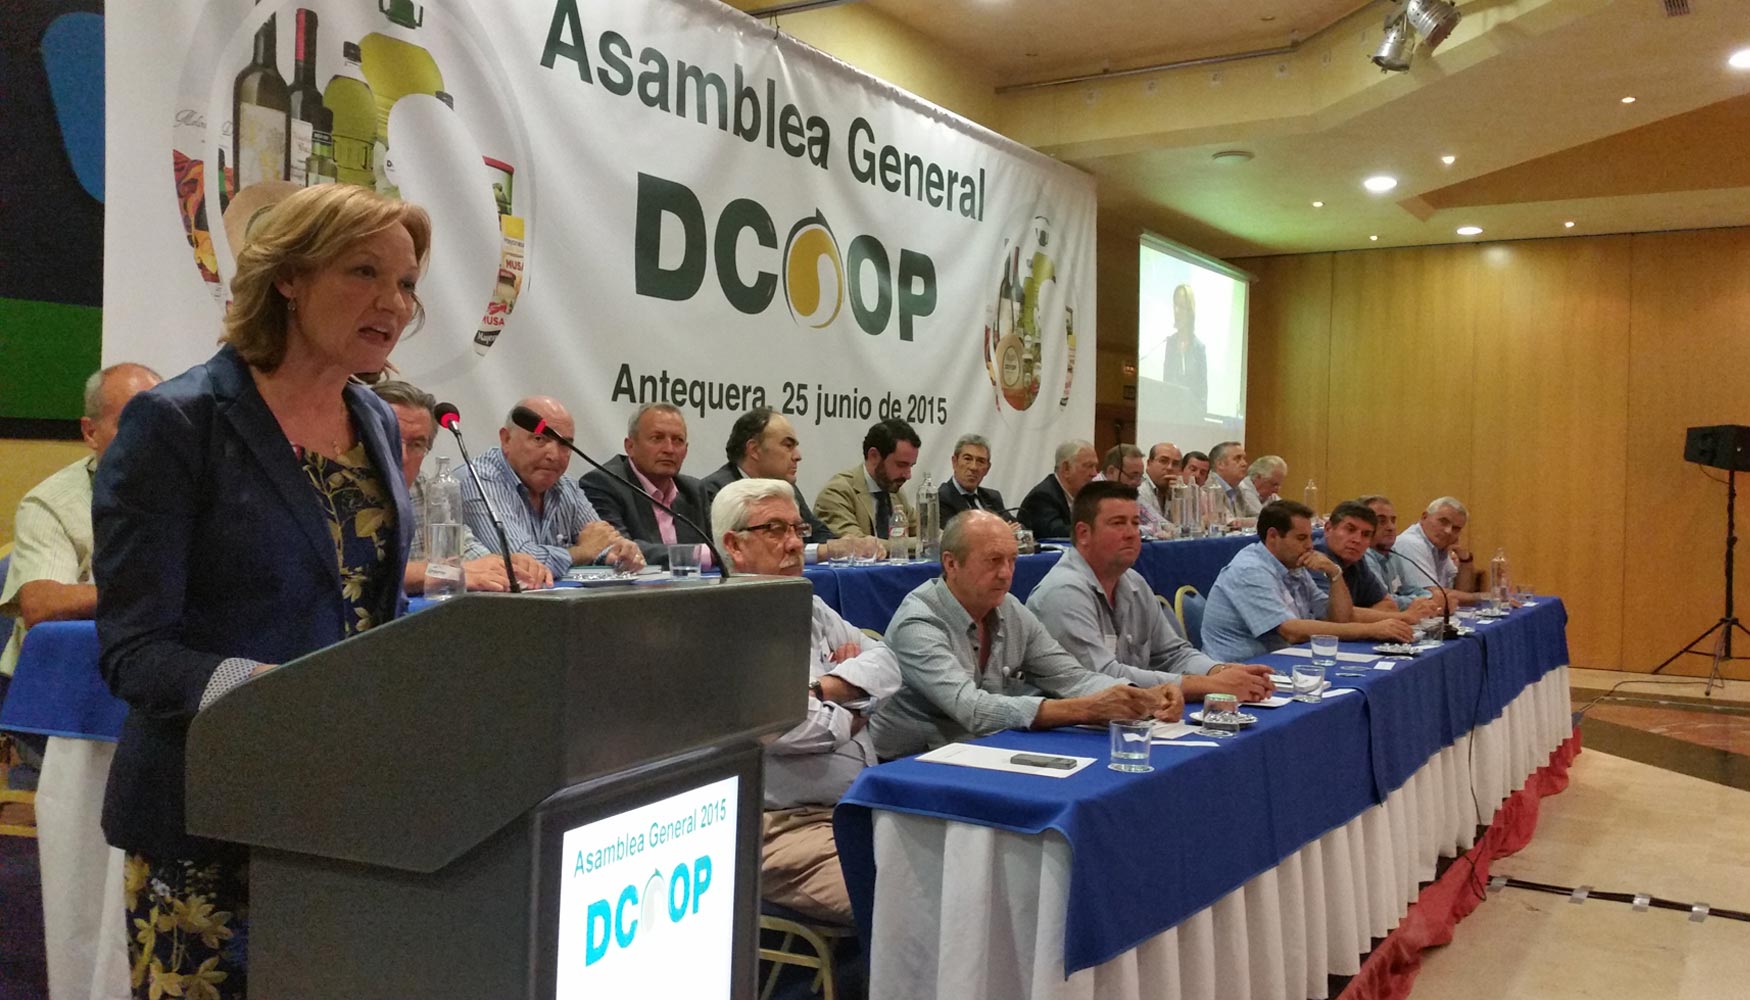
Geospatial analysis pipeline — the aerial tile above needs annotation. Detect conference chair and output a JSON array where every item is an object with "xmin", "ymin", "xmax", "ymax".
[
  {"xmin": 1175, "ymin": 586, "xmax": 1207, "ymax": 649},
  {"xmin": 0, "ymin": 547, "xmax": 36, "ymax": 839},
  {"xmin": 759, "ymin": 902, "xmax": 853, "ymax": 1000}
]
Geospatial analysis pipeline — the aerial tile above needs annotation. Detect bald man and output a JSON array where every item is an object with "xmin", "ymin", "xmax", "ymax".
[{"xmin": 460, "ymin": 396, "xmax": 642, "ymax": 577}]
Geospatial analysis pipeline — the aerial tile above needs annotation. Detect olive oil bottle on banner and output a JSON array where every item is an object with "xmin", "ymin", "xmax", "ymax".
[
  {"xmin": 323, "ymin": 42, "xmax": 376, "ymax": 187},
  {"xmin": 286, "ymin": 8, "xmax": 328, "ymax": 185},
  {"xmin": 232, "ymin": 12, "xmax": 290, "ymax": 189},
  {"xmin": 359, "ymin": 0, "xmax": 444, "ymax": 198}
]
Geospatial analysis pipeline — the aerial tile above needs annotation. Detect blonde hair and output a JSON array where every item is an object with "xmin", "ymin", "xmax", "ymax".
[{"xmin": 223, "ymin": 185, "xmax": 432, "ymax": 372}]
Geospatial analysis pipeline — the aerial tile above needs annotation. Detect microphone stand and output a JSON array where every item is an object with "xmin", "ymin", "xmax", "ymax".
[
  {"xmin": 512, "ymin": 407, "xmax": 730, "ymax": 578},
  {"xmin": 1391, "ymin": 547, "xmax": 1461, "ymax": 640},
  {"xmin": 436, "ymin": 411, "xmax": 521, "ymax": 593}
]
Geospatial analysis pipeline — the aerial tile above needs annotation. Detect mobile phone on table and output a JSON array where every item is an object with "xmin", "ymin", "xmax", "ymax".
[{"xmin": 1009, "ymin": 753, "xmax": 1078, "ymax": 769}]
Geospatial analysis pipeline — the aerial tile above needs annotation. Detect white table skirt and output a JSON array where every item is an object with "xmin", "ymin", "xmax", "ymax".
[
  {"xmin": 867, "ymin": 666, "xmax": 1572, "ymax": 1000},
  {"xmin": 36, "ymin": 736, "xmax": 131, "ymax": 1000}
]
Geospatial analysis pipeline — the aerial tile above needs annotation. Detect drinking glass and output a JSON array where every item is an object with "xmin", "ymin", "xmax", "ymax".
[
  {"xmin": 1108, "ymin": 719, "xmax": 1154, "ymax": 773},
  {"xmin": 1310, "ymin": 634, "xmax": 1339, "ymax": 667},
  {"xmin": 1516, "ymin": 583, "xmax": 1537, "ymax": 607},
  {"xmin": 668, "ymin": 544, "xmax": 701, "ymax": 577},
  {"xmin": 1292, "ymin": 663, "xmax": 1326, "ymax": 703},
  {"xmin": 1200, "ymin": 693, "xmax": 1242, "ymax": 738}
]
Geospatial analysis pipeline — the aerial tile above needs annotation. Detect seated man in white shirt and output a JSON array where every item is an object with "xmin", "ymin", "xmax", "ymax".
[
  {"xmin": 1027, "ymin": 481, "xmax": 1275, "ymax": 703},
  {"xmin": 1200, "ymin": 500, "xmax": 1414, "ymax": 662},
  {"xmin": 711, "ymin": 477, "xmax": 902, "ymax": 924},
  {"xmin": 1390, "ymin": 496, "xmax": 1488, "ymax": 609},
  {"xmin": 1236, "ymin": 455, "xmax": 1287, "ymax": 518}
]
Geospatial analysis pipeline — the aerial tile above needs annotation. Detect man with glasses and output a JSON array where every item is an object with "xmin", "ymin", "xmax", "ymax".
[
  {"xmin": 1101, "ymin": 443, "xmax": 1174, "ymax": 538},
  {"xmin": 1139, "ymin": 442, "xmax": 1182, "ymax": 518},
  {"xmin": 711, "ymin": 478, "xmax": 901, "ymax": 923},
  {"xmin": 371, "ymin": 382, "xmax": 553, "ymax": 593}
]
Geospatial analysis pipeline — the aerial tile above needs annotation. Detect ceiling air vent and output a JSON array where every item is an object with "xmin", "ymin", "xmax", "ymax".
[{"xmin": 1662, "ymin": 0, "xmax": 1690, "ymax": 15}]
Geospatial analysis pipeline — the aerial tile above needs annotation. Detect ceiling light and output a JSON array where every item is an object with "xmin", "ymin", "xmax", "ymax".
[
  {"xmin": 1441, "ymin": 154, "xmax": 1456, "ymax": 165},
  {"xmin": 1730, "ymin": 49, "xmax": 1750, "ymax": 70},
  {"xmin": 1370, "ymin": 235, "xmax": 1379, "ymax": 241},
  {"xmin": 1363, "ymin": 175, "xmax": 1399, "ymax": 193},
  {"xmin": 1620, "ymin": 96, "xmax": 1636, "ymax": 104},
  {"xmin": 1456, "ymin": 226, "xmax": 1482, "ymax": 236},
  {"xmin": 1405, "ymin": 0, "xmax": 1462, "ymax": 49},
  {"xmin": 1564, "ymin": 221, "xmax": 1576, "ymax": 228},
  {"xmin": 1372, "ymin": 13, "xmax": 1415, "ymax": 72},
  {"xmin": 1312, "ymin": 201, "xmax": 1325, "ymax": 208}
]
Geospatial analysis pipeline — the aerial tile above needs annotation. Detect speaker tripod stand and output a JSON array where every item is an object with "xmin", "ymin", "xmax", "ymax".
[{"xmin": 1652, "ymin": 466, "xmax": 1750, "ymax": 695}]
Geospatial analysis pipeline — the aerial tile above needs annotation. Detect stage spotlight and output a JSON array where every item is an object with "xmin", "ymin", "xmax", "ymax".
[
  {"xmin": 1406, "ymin": 0, "xmax": 1462, "ymax": 50},
  {"xmin": 1372, "ymin": 13, "xmax": 1415, "ymax": 72}
]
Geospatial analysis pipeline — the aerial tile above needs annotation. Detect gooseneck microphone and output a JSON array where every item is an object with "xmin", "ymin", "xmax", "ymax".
[
  {"xmin": 434, "ymin": 402, "xmax": 521, "ymax": 593},
  {"xmin": 509, "ymin": 405, "xmax": 731, "ymax": 578},
  {"xmin": 1389, "ymin": 547, "xmax": 1462, "ymax": 641}
]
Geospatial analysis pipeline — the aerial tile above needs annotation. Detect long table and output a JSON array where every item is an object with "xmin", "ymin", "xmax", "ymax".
[{"xmin": 833, "ymin": 600, "xmax": 1572, "ymax": 999}]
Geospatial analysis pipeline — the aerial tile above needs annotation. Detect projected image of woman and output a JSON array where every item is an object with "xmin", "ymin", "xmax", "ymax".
[{"xmin": 1160, "ymin": 283, "xmax": 1208, "ymax": 420}]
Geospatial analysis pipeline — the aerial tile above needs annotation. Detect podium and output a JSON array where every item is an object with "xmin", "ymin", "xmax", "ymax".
[{"xmin": 185, "ymin": 576, "xmax": 814, "ymax": 999}]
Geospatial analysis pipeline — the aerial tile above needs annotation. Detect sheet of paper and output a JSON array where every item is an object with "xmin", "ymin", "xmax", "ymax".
[
  {"xmin": 1373, "ymin": 661, "xmax": 1398, "ymax": 671},
  {"xmin": 1153, "ymin": 739, "xmax": 1223, "ymax": 748},
  {"xmin": 916, "ymin": 742, "xmax": 1095, "ymax": 778},
  {"xmin": 1276, "ymin": 648, "xmax": 1378, "ymax": 663},
  {"xmin": 1242, "ymin": 695, "xmax": 1294, "ymax": 708},
  {"xmin": 1323, "ymin": 688, "xmax": 1361, "ymax": 699},
  {"xmin": 1150, "ymin": 720, "xmax": 1202, "ymax": 740}
]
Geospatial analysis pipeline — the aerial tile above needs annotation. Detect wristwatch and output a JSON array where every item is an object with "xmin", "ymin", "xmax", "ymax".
[{"xmin": 808, "ymin": 678, "xmax": 824, "ymax": 698}]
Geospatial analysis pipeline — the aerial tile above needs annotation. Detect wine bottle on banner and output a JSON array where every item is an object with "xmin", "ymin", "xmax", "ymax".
[
  {"xmin": 286, "ymin": 8, "xmax": 328, "ymax": 186},
  {"xmin": 304, "ymin": 106, "xmax": 338, "ymax": 186},
  {"xmin": 232, "ymin": 12, "xmax": 290, "ymax": 189},
  {"xmin": 323, "ymin": 42, "xmax": 376, "ymax": 187}
]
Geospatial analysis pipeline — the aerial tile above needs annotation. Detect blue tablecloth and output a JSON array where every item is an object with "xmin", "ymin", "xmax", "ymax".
[
  {"xmin": 834, "ymin": 598, "xmax": 1570, "ymax": 974},
  {"xmin": 0, "ymin": 621, "xmax": 122, "ymax": 742}
]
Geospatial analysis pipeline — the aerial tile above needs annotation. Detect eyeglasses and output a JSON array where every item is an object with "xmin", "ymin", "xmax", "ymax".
[
  {"xmin": 739, "ymin": 520, "xmax": 813, "ymax": 540},
  {"xmin": 406, "ymin": 439, "xmax": 432, "ymax": 457}
]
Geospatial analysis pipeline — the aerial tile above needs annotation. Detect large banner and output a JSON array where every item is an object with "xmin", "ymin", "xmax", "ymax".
[{"xmin": 104, "ymin": 0, "xmax": 1095, "ymax": 505}]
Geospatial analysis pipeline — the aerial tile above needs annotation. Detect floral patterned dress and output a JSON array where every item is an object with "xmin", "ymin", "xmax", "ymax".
[{"xmin": 124, "ymin": 441, "xmax": 396, "ymax": 1000}]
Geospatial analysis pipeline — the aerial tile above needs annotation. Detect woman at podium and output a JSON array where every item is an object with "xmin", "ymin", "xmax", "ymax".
[{"xmin": 92, "ymin": 184, "xmax": 427, "ymax": 999}]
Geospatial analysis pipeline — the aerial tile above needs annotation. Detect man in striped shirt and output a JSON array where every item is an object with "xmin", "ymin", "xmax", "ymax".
[{"xmin": 460, "ymin": 396, "xmax": 643, "ymax": 578}]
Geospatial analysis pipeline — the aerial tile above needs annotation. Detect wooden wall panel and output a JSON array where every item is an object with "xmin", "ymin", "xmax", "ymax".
[
  {"xmin": 1244, "ymin": 254, "xmax": 1333, "ymax": 489},
  {"xmin": 1624, "ymin": 228, "xmax": 1750, "ymax": 678}
]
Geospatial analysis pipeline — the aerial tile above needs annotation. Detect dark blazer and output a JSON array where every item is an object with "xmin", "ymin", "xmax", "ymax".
[
  {"xmin": 579, "ymin": 455, "xmax": 710, "ymax": 567},
  {"xmin": 937, "ymin": 479, "xmax": 1007, "ymax": 522},
  {"xmin": 698, "ymin": 461, "xmax": 836, "ymax": 542},
  {"xmin": 1018, "ymin": 474, "xmax": 1074, "ymax": 539},
  {"xmin": 93, "ymin": 345, "xmax": 412, "ymax": 860}
]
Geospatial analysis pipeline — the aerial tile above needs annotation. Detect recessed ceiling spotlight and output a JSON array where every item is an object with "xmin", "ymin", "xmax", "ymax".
[
  {"xmin": 1729, "ymin": 49, "xmax": 1750, "ymax": 70},
  {"xmin": 1440, "ymin": 154, "xmax": 1456, "ymax": 165},
  {"xmin": 1369, "ymin": 235, "xmax": 1380, "ymax": 241},
  {"xmin": 1211, "ymin": 149, "xmax": 1255, "ymax": 164},
  {"xmin": 1564, "ymin": 221, "xmax": 1576, "ymax": 229},
  {"xmin": 1312, "ymin": 200, "xmax": 1325, "ymax": 208},
  {"xmin": 1620, "ymin": 96, "xmax": 1636, "ymax": 104},
  {"xmin": 1363, "ymin": 175, "xmax": 1399, "ymax": 193},
  {"xmin": 1456, "ymin": 225, "xmax": 1483, "ymax": 236}
]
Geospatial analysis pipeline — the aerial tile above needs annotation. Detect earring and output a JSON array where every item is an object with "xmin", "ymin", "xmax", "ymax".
[{"xmin": 287, "ymin": 300, "xmax": 298, "ymax": 312}]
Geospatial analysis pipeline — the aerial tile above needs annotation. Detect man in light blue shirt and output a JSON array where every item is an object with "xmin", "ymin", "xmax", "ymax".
[
  {"xmin": 1389, "ymin": 496, "xmax": 1486, "ymax": 608},
  {"xmin": 1202, "ymin": 500, "xmax": 1414, "ymax": 662}
]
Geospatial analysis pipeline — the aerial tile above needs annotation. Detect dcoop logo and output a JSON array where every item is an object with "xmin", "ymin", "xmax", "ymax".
[
  {"xmin": 633, "ymin": 173, "xmax": 938, "ymax": 341},
  {"xmin": 584, "ymin": 856, "xmax": 715, "ymax": 966}
]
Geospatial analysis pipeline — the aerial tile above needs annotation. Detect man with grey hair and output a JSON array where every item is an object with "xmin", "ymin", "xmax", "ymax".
[
  {"xmin": 870, "ymin": 510, "xmax": 1177, "ymax": 760},
  {"xmin": 1390, "ymin": 496, "xmax": 1486, "ymax": 607},
  {"xmin": 0, "ymin": 362, "xmax": 158, "ymax": 1000},
  {"xmin": 581, "ymin": 401, "xmax": 713, "ymax": 568},
  {"xmin": 939, "ymin": 432, "xmax": 1008, "ymax": 519},
  {"xmin": 461, "ymin": 395, "xmax": 643, "ymax": 577},
  {"xmin": 1236, "ymin": 455, "xmax": 1287, "ymax": 518},
  {"xmin": 1207, "ymin": 440, "xmax": 1248, "ymax": 518},
  {"xmin": 370, "ymin": 381, "xmax": 552, "ymax": 593},
  {"xmin": 1018, "ymin": 439, "xmax": 1098, "ymax": 539},
  {"xmin": 710, "ymin": 478, "xmax": 901, "ymax": 922}
]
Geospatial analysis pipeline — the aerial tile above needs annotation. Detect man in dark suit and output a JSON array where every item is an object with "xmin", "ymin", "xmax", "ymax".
[
  {"xmin": 580, "ymin": 403, "xmax": 713, "ymax": 568},
  {"xmin": 937, "ymin": 433, "xmax": 1009, "ymax": 521},
  {"xmin": 699, "ymin": 407, "xmax": 882, "ymax": 562},
  {"xmin": 1019, "ymin": 439, "xmax": 1098, "ymax": 539}
]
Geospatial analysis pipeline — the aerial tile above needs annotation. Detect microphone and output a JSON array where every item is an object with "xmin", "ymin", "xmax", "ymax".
[
  {"xmin": 434, "ymin": 402, "xmax": 521, "ymax": 593},
  {"xmin": 509, "ymin": 405, "xmax": 731, "ymax": 578},
  {"xmin": 1387, "ymin": 546, "xmax": 1462, "ymax": 641}
]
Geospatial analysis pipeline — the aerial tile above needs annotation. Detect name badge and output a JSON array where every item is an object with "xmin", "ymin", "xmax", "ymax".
[{"xmin": 1103, "ymin": 633, "xmax": 1119, "ymax": 655}]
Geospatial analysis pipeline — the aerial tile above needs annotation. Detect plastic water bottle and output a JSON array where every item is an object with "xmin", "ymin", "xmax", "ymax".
[
  {"xmin": 917, "ymin": 474, "xmax": 942, "ymax": 561},
  {"xmin": 1303, "ymin": 479, "xmax": 1320, "ymax": 527},
  {"xmin": 888, "ymin": 496, "xmax": 910, "ymax": 561},
  {"xmin": 1490, "ymin": 547, "xmax": 1511, "ymax": 609},
  {"xmin": 423, "ymin": 457, "xmax": 467, "ymax": 600}
]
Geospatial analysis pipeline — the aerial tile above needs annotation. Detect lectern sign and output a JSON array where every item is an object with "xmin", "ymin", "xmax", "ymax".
[{"xmin": 555, "ymin": 775, "xmax": 740, "ymax": 996}]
